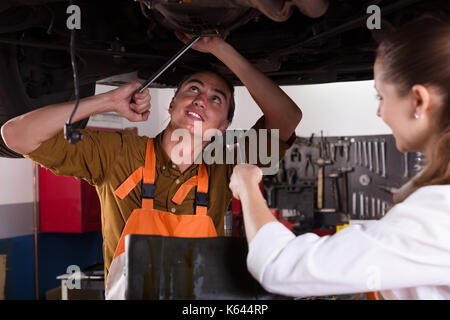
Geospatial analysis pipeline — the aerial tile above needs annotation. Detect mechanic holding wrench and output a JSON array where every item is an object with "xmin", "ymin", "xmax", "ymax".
[{"xmin": 1, "ymin": 32, "xmax": 302, "ymax": 298}]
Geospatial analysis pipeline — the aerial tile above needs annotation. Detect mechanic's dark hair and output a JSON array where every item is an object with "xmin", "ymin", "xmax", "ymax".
[
  {"xmin": 376, "ymin": 14, "xmax": 450, "ymax": 203},
  {"xmin": 174, "ymin": 69, "xmax": 236, "ymax": 123}
]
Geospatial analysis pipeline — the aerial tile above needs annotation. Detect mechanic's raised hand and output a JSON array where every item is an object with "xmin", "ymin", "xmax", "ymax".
[
  {"xmin": 174, "ymin": 31, "xmax": 224, "ymax": 54},
  {"xmin": 229, "ymin": 164, "xmax": 263, "ymax": 200},
  {"xmin": 108, "ymin": 81, "xmax": 151, "ymax": 122}
]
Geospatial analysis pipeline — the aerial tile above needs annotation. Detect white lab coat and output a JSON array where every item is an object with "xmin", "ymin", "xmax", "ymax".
[{"xmin": 246, "ymin": 185, "xmax": 450, "ymax": 300}]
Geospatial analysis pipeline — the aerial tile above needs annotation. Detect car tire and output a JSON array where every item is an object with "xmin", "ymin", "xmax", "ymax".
[{"xmin": 0, "ymin": 43, "xmax": 95, "ymax": 158}]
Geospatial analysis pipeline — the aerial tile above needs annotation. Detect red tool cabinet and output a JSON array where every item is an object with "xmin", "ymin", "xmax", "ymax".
[
  {"xmin": 39, "ymin": 126, "xmax": 137, "ymax": 233},
  {"xmin": 39, "ymin": 167, "xmax": 102, "ymax": 233}
]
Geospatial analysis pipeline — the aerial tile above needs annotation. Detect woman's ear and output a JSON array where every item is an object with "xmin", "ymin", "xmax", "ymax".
[{"xmin": 411, "ymin": 84, "xmax": 432, "ymax": 117}]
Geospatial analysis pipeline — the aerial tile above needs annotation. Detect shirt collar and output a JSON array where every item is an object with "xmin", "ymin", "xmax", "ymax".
[
  {"xmin": 153, "ymin": 130, "xmax": 200, "ymax": 174},
  {"xmin": 154, "ymin": 130, "xmax": 170, "ymax": 168}
]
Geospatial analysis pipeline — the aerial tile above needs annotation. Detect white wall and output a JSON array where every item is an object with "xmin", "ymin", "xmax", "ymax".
[
  {"xmin": 288, "ymin": 80, "xmax": 390, "ymax": 137},
  {"xmin": 0, "ymin": 158, "xmax": 35, "ymax": 239},
  {"xmin": 231, "ymin": 80, "xmax": 391, "ymax": 137},
  {"xmin": 93, "ymin": 80, "xmax": 391, "ymax": 137},
  {"xmin": 0, "ymin": 158, "xmax": 34, "ymax": 205}
]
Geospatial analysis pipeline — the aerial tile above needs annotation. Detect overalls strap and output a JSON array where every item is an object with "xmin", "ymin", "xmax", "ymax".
[
  {"xmin": 114, "ymin": 138, "xmax": 209, "ymax": 214},
  {"xmin": 142, "ymin": 138, "xmax": 156, "ymax": 209}
]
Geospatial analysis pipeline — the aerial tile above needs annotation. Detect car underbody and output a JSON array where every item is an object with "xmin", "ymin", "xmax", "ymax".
[{"xmin": 0, "ymin": 0, "xmax": 448, "ymax": 157}]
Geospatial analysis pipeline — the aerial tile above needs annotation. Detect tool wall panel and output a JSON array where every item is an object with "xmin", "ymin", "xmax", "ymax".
[
  {"xmin": 262, "ymin": 133, "xmax": 421, "ymax": 235},
  {"xmin": 344, "ymin": 134, "xmax": 419, "ymax": 220}
]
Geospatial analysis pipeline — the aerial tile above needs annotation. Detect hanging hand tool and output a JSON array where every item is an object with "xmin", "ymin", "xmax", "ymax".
[
  {"xmin": 362, "ymin": 140, "xmax": 368, "ymax": 168},
  {"xmin": 403, "ymin": 152, "xmax": 409, "ymax": 179},
  {"xmin": 277, "ymin": 159, "xmax": 286, "ymax": 184},
  {"xmin": 357, "ymin": 141, "xmax": 362, "ymax": 166},
  {"xmin": 377, "ymin": 198, "xmax": 381, "ymax": 217},
  {"xmin": 359, "ymin": 192, "xmax": 365, "ymax": 219},
  {"xmin": 336, "ymin": 137, "xmax": 350, "ymax": 163},
  {"xmin": 374, "ymin": 140, "xmax": 380, "ymax": 175},
  {"xmin": 328, "ymin": 172, "xmax": 341, "ymax": 212},
  {"xmin": 381, "ymin": 139, "xmax": 387, "ymax": 178},
  {"xmin": 290, "ymin": 147, "xmax": 301, "ymax": 162},
  {"xmin": 287, "ymin": 168, "xmax": 297, "ymax": 185},
  {"xmin": 339, "ymin": 166, "xmax": 353, "ymax": 214},
  {"xmin": 368, "ymin": 141, "xmax": 373, "ymax": 172},
  {"xmin": 303, "ymin": 135, "xmax": 316, "ymax": 177},
  {"xmin": 319, "ymin": 131, "xmax": 326, "ymax": 158},
  {"xmin": 365, "ymin": 196, "xmax": 369, "ymax": 219},
  {"xmin": 307, "ymin": 133, "xmax": 315, "ymax": 147},
  {"xmin": 315, "ymin": 131, "xmax": 332, "ymax": 209},
  {"xmin": 351, "ymin": 138, "xmax": 357, "ymax": 165},
  {"xmin": 371, "ymin": 197, "xmax": 376, "ymax": 219},
  {"xmin": 304, "ymin": 153, "xmax": 315, "ymax": 177},
  {"xmin": 352, "ymin": 192, "xmax": 357, "ymax": 217},
  {"xmin": 315, "ymin": 158, "xmax": 330, "ymax": 209},
  {"xmin": 330, "ymin": 143, "xmax": 336, "ymax": 162},
  {"xmin": 343, "ymin": 140, "xmax": 350, "ymax": 162}
]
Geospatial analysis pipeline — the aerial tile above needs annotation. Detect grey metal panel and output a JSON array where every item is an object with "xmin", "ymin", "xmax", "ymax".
[{"xmin": 0, "ymin": 202, "xmax": 35, "ymax": 240}]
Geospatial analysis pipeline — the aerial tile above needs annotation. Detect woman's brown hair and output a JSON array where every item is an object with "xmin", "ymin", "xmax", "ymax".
[{"xmin": 376, "ymin": 14, "xmax": 450, "ymax": 203}]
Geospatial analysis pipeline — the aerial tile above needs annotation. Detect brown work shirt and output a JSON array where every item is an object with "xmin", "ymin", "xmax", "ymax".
[{"xmin": 25, "ymin": 116, "xmax": 294, "ymax": 276}]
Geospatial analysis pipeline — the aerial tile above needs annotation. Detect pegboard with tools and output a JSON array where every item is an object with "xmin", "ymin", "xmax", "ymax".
[
  {"xmin": 262, "ymin": 133, "xmax": 425, "ymax": 234},
  {"xmin": 345, "ymin": 134, "xmax": 424, "ymax": 220}
]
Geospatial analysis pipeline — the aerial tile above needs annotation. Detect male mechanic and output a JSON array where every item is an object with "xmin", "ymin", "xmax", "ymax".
[{"xmin": 1, "ymin": 34, "xmax": 302, "ymax": 289}]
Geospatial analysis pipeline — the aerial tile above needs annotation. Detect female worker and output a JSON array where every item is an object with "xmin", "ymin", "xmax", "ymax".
[{"xmin": 229, "ymin": 15, "xmax": 450, "ymax": 299}]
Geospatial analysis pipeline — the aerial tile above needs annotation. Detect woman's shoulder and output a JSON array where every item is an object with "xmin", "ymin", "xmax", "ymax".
[
  {"xmin": 407, "ymin": 184, "xmax": 450, "ymax": 202},
  {"xmin": 376, "ymin": 185, "xmax": 450, "ymax": 244},
  {"xmin": 387, "ymin": 184, "xmax": 450, "ymax": 226}
]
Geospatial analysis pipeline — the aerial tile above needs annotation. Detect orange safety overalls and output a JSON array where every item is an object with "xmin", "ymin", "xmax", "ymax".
[{"xmin": 105, "ymin": 138, "xmax": 217, "ymax": 299}]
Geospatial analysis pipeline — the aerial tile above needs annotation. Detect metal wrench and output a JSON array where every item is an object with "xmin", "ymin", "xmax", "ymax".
[
  {"xmin": 377, "ymin": 198, "xmax": 381, "ymax": 217},
  {"xmin": 359, "ymin": 193, "xmax": 364, "ymax": 219},
  {"xmin": 374, "ymin": 140, "xmax": 380, "ymax": 175},
  {"xmin": 362, "ymin": 140, "xmax": 368, "ymax": 168},
  {"xmin": 365, "ymin": 196, "xmax": 369, "ymax": 218},
  {"xmin": 371, "ymin": 197, "xmax": 376, "ymax": 218},
  {"xmin": 136, "ymin": 36, "xmax": 201, "ymax": 94},
  {"xmin": 381, "ymin": 139, "xmax": 387, "ymax": 178},
  {"xmin": 329, "ymin": 172, "xmax": 340, "ymax": 212},
  {"xmin": 357, "ymin": 141, "xmax": 362, "ymax": 166},
  {"xmin": 403, "ymin": 153, "xmax": 409, "ymax": 179},
  {"xmin": 330, "ymin": 143, "xmax": 336, "ymax": 162}
]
